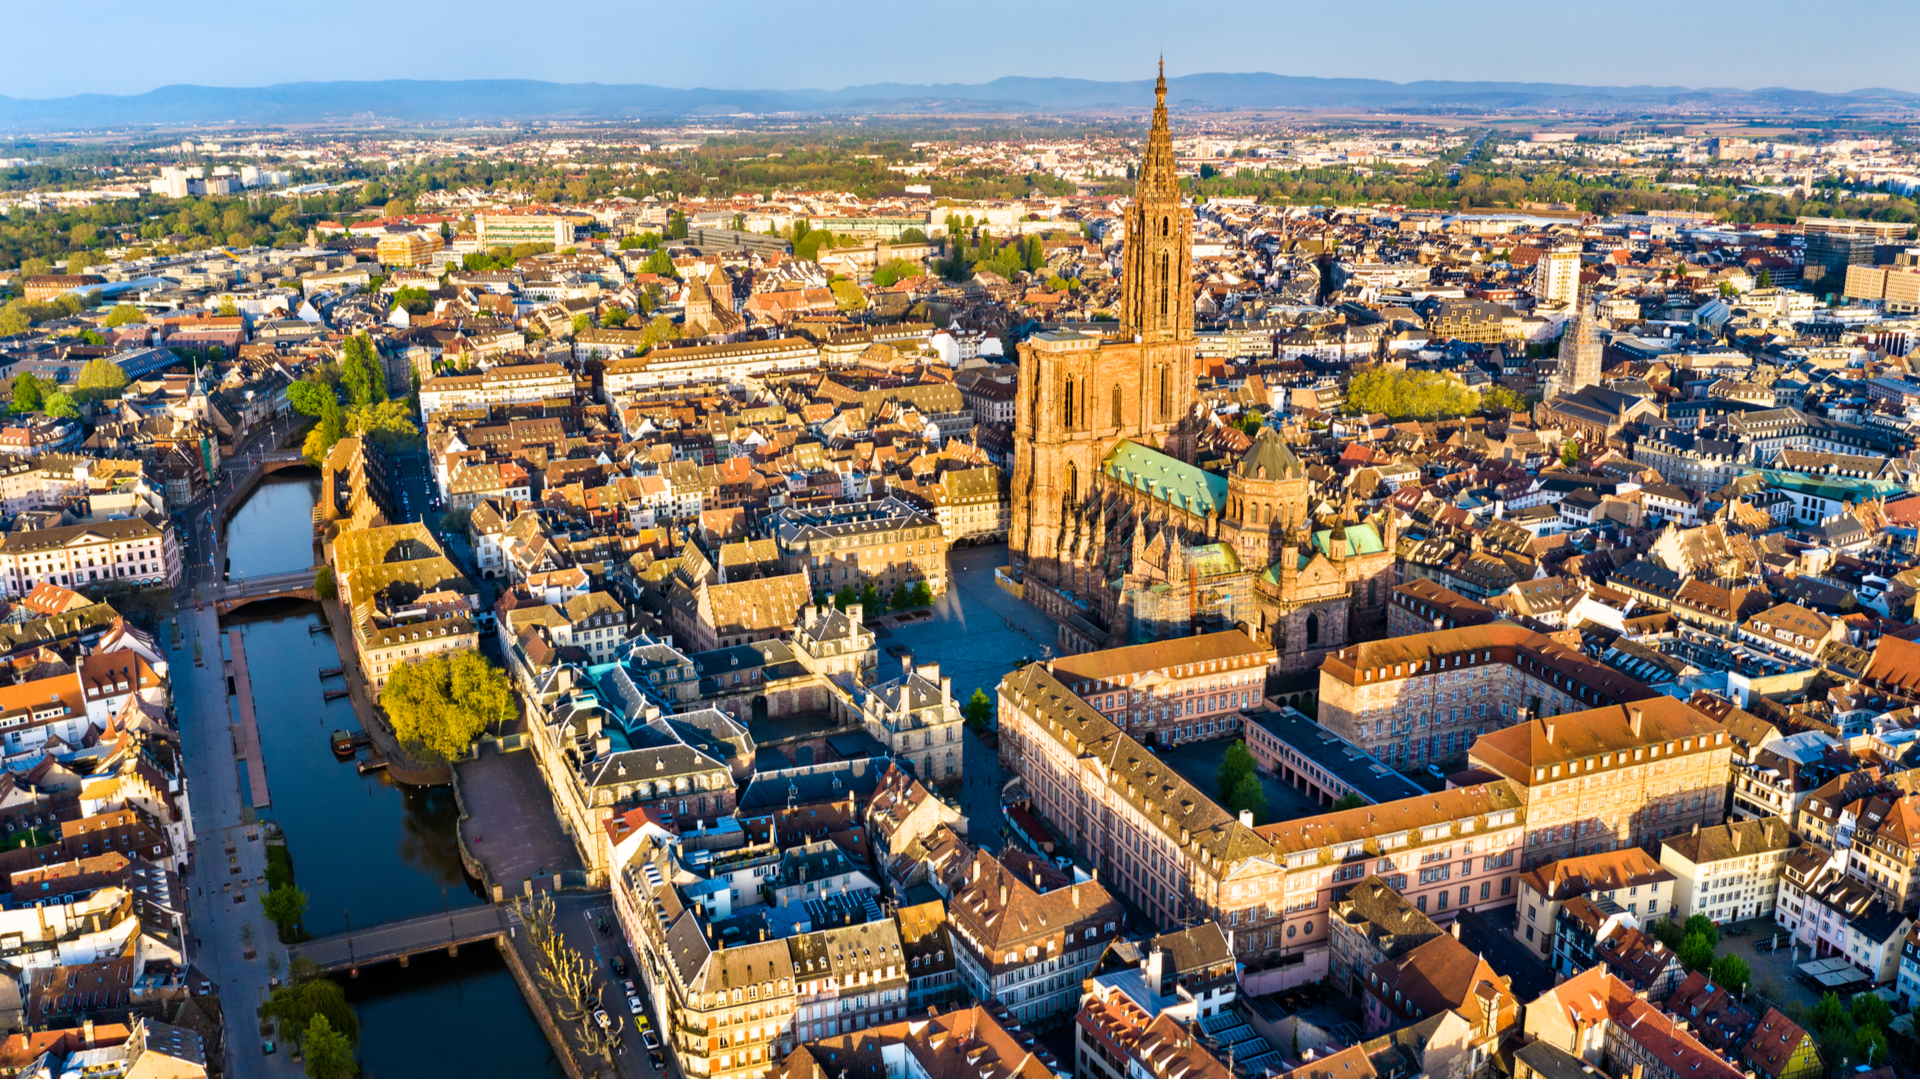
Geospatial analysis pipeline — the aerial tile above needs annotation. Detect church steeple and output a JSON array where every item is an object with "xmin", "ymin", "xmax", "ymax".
[{"xmin": 1120, "ymin": 60, "xmax": 1192, "ymax": 346}]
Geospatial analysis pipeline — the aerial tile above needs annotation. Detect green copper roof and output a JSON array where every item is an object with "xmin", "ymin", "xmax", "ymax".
[
  {"xmin": 1102, "ymin": 440, "xmax": 1228, "ymax": 516},
  {"xmin": 1313, "ymin": 523, "xmax": 1386, "ymax": 558},
  {"xmin": 1754, "ymin": 469, "xmax": 1904, "ymax": 502}
]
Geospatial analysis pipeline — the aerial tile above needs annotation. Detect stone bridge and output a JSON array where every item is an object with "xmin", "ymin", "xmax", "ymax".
[
  {"xmin": 213, "ymin": 566, "xmax": 325, "ymax": 615},
  {"xmin": 287, "ymin": 904, "xmax": 511, "ymax": 974}
]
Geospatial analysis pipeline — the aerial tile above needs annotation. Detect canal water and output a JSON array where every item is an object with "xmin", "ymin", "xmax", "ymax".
[{"xmin": 219, "ymin": 480, "xmax": 562, "ymax": 1077}]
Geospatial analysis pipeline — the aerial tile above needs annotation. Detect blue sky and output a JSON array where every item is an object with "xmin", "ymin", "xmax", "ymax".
[{"xmin": 9, "ymin": 0, "xmax": 1917, "ymax": 99}]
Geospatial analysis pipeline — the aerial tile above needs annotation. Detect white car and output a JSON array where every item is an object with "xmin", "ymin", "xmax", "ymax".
[
  {"xmin": 628, "ymin": 995, "xmax": 644, "ymax": 1013},
  {"xmin": 593, "ymin": 1008, "xmax": 610, "ymax": 1030},
  {"xmin": 641, "ymin": 1031, "xmax": 661, "ymax": 1051}
]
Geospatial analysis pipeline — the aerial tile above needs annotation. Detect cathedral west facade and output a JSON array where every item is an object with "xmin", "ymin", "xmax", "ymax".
[{"xmin": 1009, "ymin": 66, "xmax": 1395, "ymax": 672}]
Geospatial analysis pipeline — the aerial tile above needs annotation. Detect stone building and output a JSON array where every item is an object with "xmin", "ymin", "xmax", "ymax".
[
  {"xmin": 1317, "ymin": 623, "xmax": 1660, "ymax": 773},
  {"xmin": 1007, "ymin": 67, "xmax": 1394, "ymax": 669},
  {"xmin": 1470, "ymin": 698, "xmax": 1733, "ymax": 869},
  {"xmin": 857, "ymin": 653, "xmax": 963, "ymax": 787},
  {"xmin": 1328, "ymin": 875, "xmax": 1442, "ymax": 997}
]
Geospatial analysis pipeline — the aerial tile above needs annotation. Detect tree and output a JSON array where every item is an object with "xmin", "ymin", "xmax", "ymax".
[
  {"xmin": 314, "ymin": 566, "xmax": 336, "ymax": 600},
  {"xmin": 378, "ymin": 649, "xmax": 517, "ymax": 763},
  {"xmin": 1710, "ymin": 953, "xmax": 1750, "ymax": 993},
  {"xmin": 889, "ymin": 583, "xmax": 911, "ymax": 611},
  {"xmin": 1677, "ymin": 932, "xmax": 1716, "ymax": 973},
  {"xmin": 42, "ymin": 391, "xmax": 78, "ymax": 419},
  {"xmin": 0, "ymin": 304, "xmax": 28, "ymax": 337},
  {"xmin": 75, "ymin": 358, "xmax": 128, "ymax": 401},
  {"xmin": 601, "ymin": 306, "xmax": 630, "ymax": 327},
  {"xmin": 262, "ymin": 884, "xmax": 308, "ymax": 939},
  {"xmin": 1757, "ymin": 269, "xmax": 1773, "ymax": 289},
  {"xmin": 347, "ymin": 399, "xmax": 420, "ymax": 452},
  {"xmin": 1560, "ymin": 440, "xmax": 1580, "ymax": 468},
  {"xmin": 571, "ymin": 313, "xmax": 592, "ymax": 337},
  {"xmin": 302, "ymin": 1014, "xmax": 355, "ymax": 1079},
  {"xmin": 831, "ymin": 280, "xmax": 867, "ymax": 313},
  {"xmin": 301, "ymin": 397, "xmax": 346, "ymax": 465},
  {"xmin": 1682, "ymin": 914, "xmax": 1720, "ymax": 950},
  {"xmin": 286, "ymin": 381, "xmax": 336, "ymax": 418},
  {"xmin": 339, "ymin": 333, "xmax": 387, "ymax": 406},
  {"xmin": 832, "ymin": 585, "xmax": 856, "ymax": 610},
  {"xmin": 1331, "ymin": 794, "xmax": 1366, "ymax": 811},
  {"xmin": 667, "ymin": 210, "xmax": 688, "ymax": 240},
  {"xmin": 103, "ymin": 303, "xmax": 146, "ymax": 327},
  {"xmin": 10, "ymin": 372, "xmax": 43, "ymax": 413},
  {"xmin": 18, "ymin": 257, "xmax": 50, "ymax": 278},
  {"xmin": 267, "ymin": 975, "xmax": 358, "ymax": 1051},
  {"xmin": 963, "ymin": 688, "xmax": 993, "ymax": 727},
  {"xmin": 1225, "ymin": 773, "xmax": 1268, "ymax": 825},
  {"xmin": 391, "ymin": 287, "xmax": 433, "ymax": 315},
  {"xmin": 1215, "ymin": 741, "xmax": 1256, "ymax": 803},
  {"xmin": 908, "ymin": 581, "xmax": 933, "ymax": 608}
]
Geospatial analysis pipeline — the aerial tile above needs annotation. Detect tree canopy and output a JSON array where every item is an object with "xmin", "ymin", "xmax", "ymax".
[
  {"xmin": 1214, "ymin": 741, "xmax": 1268, "ymax": 824},
  {"xmin": 75, "ymin": 357, "xmax": 128, "ymax": 401},
  {"xmin": 303, "ymin": 1015, "xmax": 355, "ymax": 1079},
  {"xmin": 1345, "ymin": 369, "xmax": 1483, "ymax": 422},
  {"xmin": 379, "ymin": 649, "xmax": 517, "ymax": 763},
  {"xmin": 346, "ymin": 399, "xmax": 420, "ymax": 452},
  {"xmin": 10, "ymin": 372, "xmax": 45, "ymax": 413},
  {"xmin": 102, "ymin": 303, "xmax": 146, "ymax": 327},
  {"xmin": 266, "ymin": 969, "xmax": 358, "ymax": 1052},
  {"xmin": 339, "ymin": 333, "xmax": 387, "ymax": 407}
]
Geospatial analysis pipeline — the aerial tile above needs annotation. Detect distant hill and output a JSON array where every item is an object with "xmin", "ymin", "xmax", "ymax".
[{"xmin": 1, "ymin": 73, "xmax": 1916, "ymax": 130}]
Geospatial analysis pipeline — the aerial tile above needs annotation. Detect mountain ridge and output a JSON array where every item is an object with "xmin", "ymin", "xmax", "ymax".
[{"xmin": 1, "ymin": 73, "xmax": 1915, "ymax": 130}]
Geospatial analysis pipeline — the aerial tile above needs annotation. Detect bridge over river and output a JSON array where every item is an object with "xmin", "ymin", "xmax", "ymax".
[{"xmin": 288, "ymin": 904, "xmax": 512, "ymax": 973}]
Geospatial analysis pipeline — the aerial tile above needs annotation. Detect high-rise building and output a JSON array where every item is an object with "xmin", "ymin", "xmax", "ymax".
[
  {"xmin": 1534, "ymin": 245, "xmax": 1581, "ymax": 308},
  {"xmin": 1799, "ymin": 217, "xmax": 1908, "ymax": 295}
]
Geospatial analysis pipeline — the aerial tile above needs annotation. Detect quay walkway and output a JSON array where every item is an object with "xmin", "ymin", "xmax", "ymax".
[{"xmin": 225, "ymin": 630, "xmax": 272, "ymax": 810}]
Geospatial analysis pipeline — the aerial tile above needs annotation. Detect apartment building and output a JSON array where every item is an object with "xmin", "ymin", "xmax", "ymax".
[
  {"xmin": 1386, "ymin": 579, "xmax": 1497, "ymax": 638},
  {"xmin": 997, "ymin": 661, "xmax": 1526, "ymax": 992},
  {"xmin": 1327, "ymin": 875, "xmax": 1442, "ymax": 997},
  {"xmin": 1735, "ymin": 602, "xmax": 1845, "ymax": 665},
  {"xmin": 947, "ymin": 849, "xmax": 1125, "ymax": 1027},
  {"xmin": 1045, "ymin": 629, "xmax": 1273, "ymax": 749},
  {"xmin": 773, "ymin": 498, "xmax": 949, "ymax": 598},
  {"xmin": 1074, "ymin": 925, "xmax": 1239, "ymax": 1079},
  {"xmin": 330, "ymin": 522, "xmax": 478, "ymax": 692},
  {"xmin": 1839, "ymin": 793, "xmax": 1920, "ymax": 914},
  {"xmin": 418, "ymin": 363, "xmax": 574, "ymax": 418},
  {"xmin": 0, "ymin": 517, "xmax": 179, "ymax": 597},
  {"xmin": 1469, "ymin": 698, "xmax": 1733, "ymax": 868},
  {"xmin": 1515, "ymin": 848, "xmax": 1676, "ymax": 963},
  {"xmin": 1318, "ymin": 624, "xmax": 1660, "ymax": 772},
  {"xmin": 1659, "ymin": 817, "xmax": 1797, "ymax": 924},
  {"xmin": 474, "ymin": 212, "xmax": 572, "ymax": 249},
  {"xmin": 859, "ymin": 655, "xmax": 963, "ymax": 787},
  {"xmin": 603, "ymin": 338, "xmax": 819, "ymax": 394},
  {"xmin": 1776, "ymin": 849, "xmax": 1912, "ymax": 987},
  {"xmin": 926, "ymin": 467, "xmax": 1011, "ymax": 543},
  {"xmin": 1521, "ymin": 966, "xmax": 1743, "ymax": 1080}
]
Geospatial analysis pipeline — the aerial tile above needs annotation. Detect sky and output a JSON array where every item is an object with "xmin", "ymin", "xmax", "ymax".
[{"xmin": 9, "ymin": 0, "xmax": 1919, "ymax": 99}]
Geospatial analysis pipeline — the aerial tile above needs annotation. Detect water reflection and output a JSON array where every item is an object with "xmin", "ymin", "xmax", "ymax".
[
  {"xmin": 223, "ymin": 472, "xmax": 321, "ymax": 579},
  {"xmin": 343, "ymin": 948, "xmax": 564, "ymax": 1079},
  {"xmin": 221, "ymin": 474, "xmax": 554, "ymax": 1078}
]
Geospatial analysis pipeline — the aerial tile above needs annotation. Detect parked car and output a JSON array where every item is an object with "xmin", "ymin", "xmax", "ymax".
[
  {"xmin": 610, "ymin": 955, "xmax": 629, "ymax": 977},
  {"xmin": 593, "ymin": 1008, "xmax": 610, "ymax": 1030},
  {"xmin": 628, "ymin": 995, "xmax": 644, "ymax": 1013},
  {"xmin": 641, "ymin": 1030, "xmax": 661, "ymax": 1051}
]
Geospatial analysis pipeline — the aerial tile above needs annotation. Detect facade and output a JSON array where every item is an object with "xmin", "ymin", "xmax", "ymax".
[
  {"xmin": 417, "ymin": 363, "xmax": 574, "ymax": 417},
  {"xmin": 1317, "ymin": 623, "xmax": 1660, "ymax": 773},
  {"xmin": 0, "ymin": 517, "xmax": 179, "ymax": 596},
  {"xmin": 998, "ymin": 660, "xmax": 1526, "ymax": 993},
  {"xmin": 474, "ymin": 212, "xmax": 572, "ymax": 249},
  {"xmin": 1469, "ymin": 698, "xmax": 1733, "ymax": 868},
  {"xmin": 1522, "ymin": 966, "xmax": 1742, "ymax": 1080},
  {"xmin": 1327, "ymin": 875, "xmax": 1443, "ymax": 996},
  {"xmin": 947, "ymin": 850, "xmax": 1125, "ymax": 1026},
  {"xmin": 856, "ymin": 656, "xmax": 963, "ymax": 787},
  {"xmin": 1515, "ymin": 848, "xmax": 1676, "ymax": 963},
  {"xmin": 1044, "ymin": 630, "xmax": 1272, "ymax": 749},
  {"xmin": 1658, "ymin": 816, "xmax": 1796, "ymax": 924},
  {"xmin": 772, "ymin": 498, "xmax": 949, "ymax": 598}
]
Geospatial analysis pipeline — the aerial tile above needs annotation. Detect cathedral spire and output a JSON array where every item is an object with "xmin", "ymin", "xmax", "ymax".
[{"xmin": 1120, "ymin": 61, "xmax": 1191, "ymax": 343}]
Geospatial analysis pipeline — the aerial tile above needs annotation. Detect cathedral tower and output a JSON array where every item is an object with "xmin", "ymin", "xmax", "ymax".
[{"xmin": 1010, "ymin": 63, "xmax": 1199, "ymax": 588}]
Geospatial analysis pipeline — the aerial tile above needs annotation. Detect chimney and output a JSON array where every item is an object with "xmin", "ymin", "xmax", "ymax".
[
  {"xmin": 1451, "ymin": 919, "xmax": 1462, "ymax": 940},
  {"xmin": 999, "ymin": 883, "xmax": 1010, "ymax": 907},
  {"xmin": 1072, "ymin": 884, "xmax": 1081, "ymax": 908},
  {"xmin": 1239, "ymin": 809, "xmax": 1254, "ymax": 827},
  {"xmin": 900, "ymin": 649, "xmax": 914, "ymax": 677},
  {"xmin": 1545, "ymin": 721, "xmax": 1555, "ymax": 745},
  {"xmin": 82, "ymin": 1019, "xmax": 94, "ymax": 1046},
  {"xmin": 1692, "ymin": 822, "xmax": 1699, "ymax": 836},
  {"xmin": 1146, "ymin": 945, "xmax": 1165, "ymax": 989},
  {"xmin": 1630, "ymin": 707, "xmax": 1643, "ymax": 738}
]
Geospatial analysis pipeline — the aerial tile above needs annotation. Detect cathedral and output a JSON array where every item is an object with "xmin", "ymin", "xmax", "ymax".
[{"xmin": 1008, "ymin": 65, "xmax": 1395, "ymax": 672}]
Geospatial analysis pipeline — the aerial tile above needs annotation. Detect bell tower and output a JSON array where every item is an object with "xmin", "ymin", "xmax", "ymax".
[{"xmin": 1120, "ymin": 59, "xmax": 1195, "ymax": 350}]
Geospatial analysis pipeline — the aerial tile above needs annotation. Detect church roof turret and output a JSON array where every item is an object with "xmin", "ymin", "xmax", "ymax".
[{"xmin": 1235, "ymin": 426, "xmax": 1306, "ymax": 482}]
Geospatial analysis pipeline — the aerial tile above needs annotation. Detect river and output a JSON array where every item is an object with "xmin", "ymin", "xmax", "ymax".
[{"xmin": 220, "ymin": 474, "xmax": 562, "ymax": 1078}]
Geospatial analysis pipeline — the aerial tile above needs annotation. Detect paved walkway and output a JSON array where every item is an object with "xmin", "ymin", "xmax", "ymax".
[
  {"xmin": 226, "ymin": 631, "xmax": 272, "ymax": 809},
  {"xmin": 171, "ymin": 607, "xmax": 301, "ymax": 1079},
  {"xmin": 456, "ymin": 746, "xmax": 583, "ymax": 892}
]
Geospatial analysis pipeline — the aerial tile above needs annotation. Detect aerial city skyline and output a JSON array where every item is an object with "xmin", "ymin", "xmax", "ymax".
[{"xmin": 0, "ymin": 26, "xmax": 1915, "ymax": 1080}]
